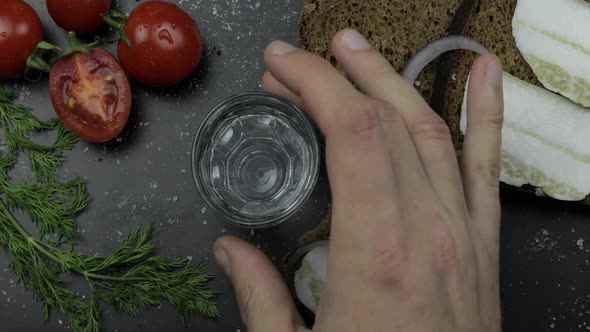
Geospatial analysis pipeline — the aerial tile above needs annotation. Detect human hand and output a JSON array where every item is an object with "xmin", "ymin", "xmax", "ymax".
[{"xmin": 213, "ymin": 28, "xmax": 504, "ymax": 332}]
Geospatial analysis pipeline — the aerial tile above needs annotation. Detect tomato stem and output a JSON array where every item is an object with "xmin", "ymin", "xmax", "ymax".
[
  {"xmin": 103, "ymin": 9, "xmax": 133, "ymax": 48},
  {"xmin": 24, "ymin": 33, "xmax": 101, "ymax": 81},
  {"xmin": 24, "ymin": 41, "xmax": 62, "ymax": 81},
  {"xmin": 60, "ymin": 32, "xmax": 100, "ymax": 58}
]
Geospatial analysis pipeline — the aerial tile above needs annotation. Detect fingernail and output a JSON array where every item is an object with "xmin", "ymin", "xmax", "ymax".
[
  {"xmin": 268, "ymin": 40, "xmax": 297, "ymax": 55},
  {"xmin": 341, "ymin": 29, "xmax": 371, "ymax": 50},
  {"xmin": 485, "ymin": 57, "xmax": 503, "ymax": 90},
  {"xmin": 214, "ymin": 245, "xmax": 231, "ymax": 276}
]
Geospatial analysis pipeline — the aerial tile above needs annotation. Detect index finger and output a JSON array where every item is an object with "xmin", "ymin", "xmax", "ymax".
[{"xmin": 264, "ymin": 41, "xmax": 401, "ymax": 242}]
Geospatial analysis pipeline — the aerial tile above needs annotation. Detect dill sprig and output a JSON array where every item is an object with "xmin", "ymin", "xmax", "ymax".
[
  {"xmin": 2, "ymin": 177, "xmax": 89, "ymax": 239},
  {"xmin": 0, "ymin": 204, "xmax": 93, "ymax": 330},
  {"xmin": 0, "ymin": 90, "xmax": 76, "ymax": 157},
  {"xmin": 83, "ymin": 226, "xmax": 220, "ymax": 323},
  {"xmin": 0, "ymin": 87, "xmax": 219, "ymax": 331}
]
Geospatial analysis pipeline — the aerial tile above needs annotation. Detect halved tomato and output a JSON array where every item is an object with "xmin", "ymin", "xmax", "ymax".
[{"xmin": 49, "ymin": 48, "xmax": 131, "ymax": 143}]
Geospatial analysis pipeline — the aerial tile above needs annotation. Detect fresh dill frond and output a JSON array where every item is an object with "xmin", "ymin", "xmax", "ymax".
[
  {"xmin": 2, "ymin": 178, "xmax": 88, "ymax": 239},
  {"xmin": 0, "ymin": 205, "xmax": 93, "ymax": 330},
  {"xmin": 28, "ymin": 149, "xmax": 64, "ymax": 181},
  {"xmin": 0, "ymin": 91, "xmax": 56, "ymax": 143},
  {"xmin": 0, "ymin": 92, "xmax": 61, "ymax": 154},
  {"xmin": 0, "ymin": 87, "xmax": 219, "ymax": 331},
  {"xmin": 0, "ymin": 153, "xmax": 16, "ymax": 184},
  {"xmin": 0, "ymin": 89, "xmax": 76, "ymax": 185},
  {"xmin": 83, "ymin": 226, "xmax": 220, "ymax": 322}
]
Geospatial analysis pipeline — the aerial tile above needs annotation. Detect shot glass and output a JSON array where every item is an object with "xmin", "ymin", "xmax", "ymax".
[{"xmin": 192, "ymin": 92, "xmax": 320, "ymax": 228}]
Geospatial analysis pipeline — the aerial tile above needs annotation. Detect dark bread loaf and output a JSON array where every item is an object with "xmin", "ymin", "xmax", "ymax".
[{"xmin": 298, "ymin": 0, "xmax": 463, "ymax": 102}]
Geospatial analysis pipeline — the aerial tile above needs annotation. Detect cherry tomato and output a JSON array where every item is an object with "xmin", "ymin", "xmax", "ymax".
[
  {"xmin": 49, "ymin": 48, "xmax": 132, "ymax": 143},
  {"xmin": 47, "ymin": 0, "xmax": 112, "ymax": 35},
  {"xmin": 0, "ymin": 1, "xmax": 43, "ymax": 79},
  {"xmin": 117, "ymin": 1, "xmax": 203, "ymax": 87}
]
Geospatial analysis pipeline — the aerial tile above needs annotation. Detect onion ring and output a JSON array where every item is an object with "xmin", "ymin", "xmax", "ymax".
[{"xmin": 401, "ymin": 35, "xmax": 490, "ymax": 83}]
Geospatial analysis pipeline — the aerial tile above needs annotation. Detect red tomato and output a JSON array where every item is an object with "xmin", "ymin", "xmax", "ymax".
[
  {"xmin": 0, "ymin": 1, "xmax": 43, "ymax": 79},
  {"xmin": 47, "ymin": 0, "xmax": 112, "ymax": 35},
  {"xmin": 49, "ymin": 48, "xmax": 132, "ymax": 143},
  {"xmin": 117, "ymin": 1, "xmax": 203, "ymax": 87}
]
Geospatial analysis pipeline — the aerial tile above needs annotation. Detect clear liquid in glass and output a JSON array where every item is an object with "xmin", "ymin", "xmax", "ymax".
[{"xmin": 193, "ymin": 92, "xmax": 319, "ymax": 228}]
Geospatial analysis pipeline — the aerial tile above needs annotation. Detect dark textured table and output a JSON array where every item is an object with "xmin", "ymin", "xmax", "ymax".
[{"xmin": 1, "ymin": 1, "xmax": 590, "ymax": 332}]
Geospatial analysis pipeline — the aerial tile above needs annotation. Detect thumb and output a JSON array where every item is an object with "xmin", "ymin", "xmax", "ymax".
[{"xmin": 214, "ymin": 235, "xmax": 308, "ymax": 332}]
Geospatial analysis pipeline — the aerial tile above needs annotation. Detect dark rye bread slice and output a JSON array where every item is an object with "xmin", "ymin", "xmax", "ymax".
[{"xmin": 298, "ymin": 0, "xmax": 464, "ymax": 103}]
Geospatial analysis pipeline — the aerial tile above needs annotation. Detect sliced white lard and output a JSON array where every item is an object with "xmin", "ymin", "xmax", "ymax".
[
  {"xmin": 460, "ymin": 72, "xmax": 590, "ymax": 201},
  {"xmin": 512, "ymin": 0, "xmax": 590, "ymax": 106}
]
